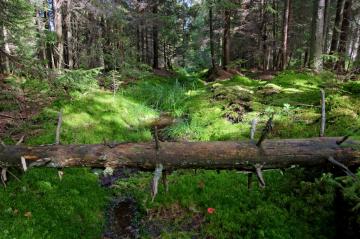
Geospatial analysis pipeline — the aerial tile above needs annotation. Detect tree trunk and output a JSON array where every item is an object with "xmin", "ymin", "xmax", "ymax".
[
  {"xmin": 222, "ymin": 9, "xmax": 231, "ymax": 70},
  {"xmin": 136, "ymin": 24, "xmax": 141, "ymax": 62},
  {"xmin": 272, "ymin": 0, "xmax": 278, "ymax": 70},
  {"xmin": 44, "ymin": 8, "xmax": 55, "ymax": 69},
  {"xmin": 54, "ymin": 0, "xmax": 64, "ymax": 69},
  {"xmin": 335, "ymin": 0, "xmax": 352, "ymax": 73},
  {"xmin": 66, "ymin": 0, "xmax": 73, "ymax": 69},
  {"xmin": 163, "ymin": 40, "xmax": 167, "ymax": 69},
  {"xmin": 152, "ymin": 1, "xmax": 159, "ymax": 69},
  {"xmin": 1, "ymin": 25, "xmax": 10, "ymax": 73},
  {"xmin": 323, "ymin": 0, "xmax": 331, "ymax": 53},
  {"xmin": 281, "ymin": 0, "xmax": 291, "ymax": 70},
  {"xmin": 355, "ymin": 34, "xmax": 360, "ymax": 71},
  {"xmin": 1, "ymin": 138, "xmax": 359, "ymax": 172},
  {"xmin": 145, "ymin": 26, "xmax": 149, "ymax": 65},
  {"xmin": 259, "ymin": 0, "xmax": 269, "ymax": 71},
  {"xmin": 102, "ymin": 18, "xmax": 112, "ymax": 70},
  {"xmin": 329, "ymin": 0, "xmax": 345, "ymax": 54},
  {"xmin": 310, "ymin": 0, "xmax": 325, "ymax": 71},
  {"xmin": 209, "ymin": 4, "xmax": 216, "ymax": 69},
  {"xmin": 35, "ymin": 9, "xmax": 47, "ymax": 68},
  {"xmin": 141, "ymin": 23, "xmax": 145, "ymax": 63}
]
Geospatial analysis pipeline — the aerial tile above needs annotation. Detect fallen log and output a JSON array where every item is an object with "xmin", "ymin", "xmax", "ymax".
[{"xmin": 0, "ymin": 137, "xmax": 359, "ymax": 171}]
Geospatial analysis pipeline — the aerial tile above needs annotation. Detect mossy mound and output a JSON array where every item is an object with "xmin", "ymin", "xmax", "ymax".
[
  {"xmin": 257, "ymin": 83, "xmax": 283, "ymax": 96},
  {"xmin": 212, "ymin": 84, "xmax": 254, "ymax": 102}
]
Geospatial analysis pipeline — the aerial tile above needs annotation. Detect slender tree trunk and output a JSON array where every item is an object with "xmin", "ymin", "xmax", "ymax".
[
  {"xmin": 44, "ymin": 8, "xmax": 54, "ymax": 69},
  {"xmin": 66, "ymin": 0, "xmax": 73, "ymax": 69},
  {"xmin": 0, "ymin": 27, "xmax": 3, "ymax": 73},
  {"xmin": 310, "ymin": 0, "xmax": 325, "ymax": 71},
  {"xmin": 141, "ymin": 23, "xmax": 145, "ymax": 63},
  {"xmin": 335, "ymin": 0, "xmax": 352, "ymax": 72},
  {"xmin": 2, "ymin": 25, "xmax": 10, "ymax": 73},
  {"xmin": 355, "ymin": 33, "xmax": 360, "ymax": 63},
  {"xmin": 355, "ymin": 34, "xmax": 360, "ymax": 71},
  {"xmin": 152, "ymin": 1, "xmax": 159, "ymax": 69},
  {"xmin": 281, "ymin": 0, "xmax": 291, "ymax": 70},
  {"xmin": 163, "ymin": 40, "xmax": 167, "ymax": 69},
  {"xmin": 304, "ymin": 48, "xmax": 309, "ymax": 67},
  {"xmin": 272, "ymin": 0, "xmax": 278, "ymax": 70},
  {"xmin": 222, "ymin": 9, "xmax": 231, "ymax": 70},
  {"xmin": 330, "ymin": 0, "xmax": 345, "ymax": 54},
  {"xmin": 36, "ymin": 9, "xmax": 47, "ymax": 68},
  {"xmin": 209, "ymin": 4, "xmax": 216, "ymax": 69},
  {"xmin": 348, "ymin": 30, "xmax": 358, "ymax": 63},
  {"xmin": 145, "ymin": 26, "xmax": 149, "ymax": 65},
  {"xmin": 101, "ymin": 18, "xmax": 112, "ymax": 70},
  {"xmin": 136, "ymin": 24, "xmax": 141, "ymax": 62},
  {"xmin": 54, "ymin": 0, "xmax": 64, "ymax": 69},
  {"xmin": 323, "ymin": 0, "xmax": 331, "ymax": 53},
  {"xmin": 260, "ymin": 0, "xmax": 268, "ymax": 71}
]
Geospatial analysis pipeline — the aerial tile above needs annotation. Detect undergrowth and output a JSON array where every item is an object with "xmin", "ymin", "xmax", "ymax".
[{"xmin": 0, "ymin": 69, "xmax": 359, "ymax": 238}]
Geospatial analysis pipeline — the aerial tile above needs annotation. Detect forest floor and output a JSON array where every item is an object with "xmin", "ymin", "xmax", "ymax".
[{"xmin": 0, "ymin": 69, "xmax": 360, "ymax": 238}]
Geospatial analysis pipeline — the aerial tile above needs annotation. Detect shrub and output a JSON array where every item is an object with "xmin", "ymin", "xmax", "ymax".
[
  {"xmin": 52, "ymin": 68, "xmax": 100, "ymax": 94},
  {"xmin": 343, "ymin": 81, "xmax": 360, "ymax": 94}
]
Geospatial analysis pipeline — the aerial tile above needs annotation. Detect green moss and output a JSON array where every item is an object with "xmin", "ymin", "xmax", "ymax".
[{"xmin": 0, "ymin": 168, "xmax": 110, "ymax": 239}]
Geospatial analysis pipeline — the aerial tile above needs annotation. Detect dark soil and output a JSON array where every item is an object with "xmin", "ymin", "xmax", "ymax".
[
  {"xmin": 103, "ymin": 197, "xmax": 140, "ymax": 239},
  {"xmin": 141, "ymin": 203, "xmax": 205, "ymax": 238}
]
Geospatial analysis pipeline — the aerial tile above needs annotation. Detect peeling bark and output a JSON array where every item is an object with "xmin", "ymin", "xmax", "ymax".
[{"xmin": 0, "ymin": 138, "xmax": 359, "ymax": 172}]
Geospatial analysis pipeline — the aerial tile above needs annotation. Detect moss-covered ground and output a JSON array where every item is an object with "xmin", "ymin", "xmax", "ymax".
[{"xmin": 0, "ymin": 70, "xmax": 359, "ymax": 238}]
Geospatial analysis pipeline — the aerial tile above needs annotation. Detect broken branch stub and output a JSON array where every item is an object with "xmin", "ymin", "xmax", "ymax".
[{"xmin": 256, "ymin": 116, "xmax": 273, "ymax": 147}]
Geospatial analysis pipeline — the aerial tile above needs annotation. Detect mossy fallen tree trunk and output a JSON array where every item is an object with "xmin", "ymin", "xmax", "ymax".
[{"xmin": 0, "ymin": 137, "xmax": 359, "ymax": 171}]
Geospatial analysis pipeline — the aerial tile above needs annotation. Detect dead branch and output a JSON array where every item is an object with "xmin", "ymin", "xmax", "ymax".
[{"xmin": 320, "ymin": 89, "xmax": 326, "ymax": 137}]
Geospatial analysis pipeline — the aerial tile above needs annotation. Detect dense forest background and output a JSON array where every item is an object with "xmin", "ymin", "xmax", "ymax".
[{"xmin": 1, "ymin": 0, "xmax": 360, "ymax": 75}]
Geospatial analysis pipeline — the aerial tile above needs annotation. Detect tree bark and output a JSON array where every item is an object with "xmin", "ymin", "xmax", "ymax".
[
  {"xmin": 222, "ymin": 9, "xmax": 231, "ymax": 70},
  {"xmin": 355, "ymin": 34, "xmax": 360, "ymax": 71},
  {"xmin": 1, "ymin": 138, "xmax": 359, "ymax": 172},
  {"xmin": 310, "ymin": 0, "xmax": 325, "ymax": 71},
  {"xmin": 141, "ymin": 22, "xmax": 145, "ymax": 63},
  {"xmin": 335, "ymin": 0, "xmax": 352, "ymax": 73},
  {"xmin": 54, "ymin": 0, "xmax": 64, "ymax": 69},
  {"xmin": 272, "ymin": 0, "xmax": 278, "ymax": 70},
  {"xmin": 323, "ymin": 0, "xmax": 331, "ymax": 53},
  {"xmin": 2, "ymin": 25, "xmax": 10, "ymax": 72},
  {"xmin": 44, "ymin": 5, "xmax": 55, "ymax": 69},
  {"xmin": 281, "ymin": 0, "xmax": 291, "ymax": 70},
  {"xmin": 209, "ymin": 4, "xmax": 216, "ymax": 69},
  {"xmin": 35, "ymin": 8, "xmax": 47, "ymax": 68},
  {"xmin": 152, "ymin": 1, "xmax": 159, "ymax": 69},
  {"xmin": 330, "ymin": 0, "xmax": 345, "ymax": 54},
  {"xmin": 145, "ymin": 26, "xmax": 149, "ymax": 65},
  {"xmin": 65, "ymin": 0, "xmax": 73, "ymax": 69},
  {"xmin": 136, "ymin": 24, "xmax": 141, "ymax": 62}
]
